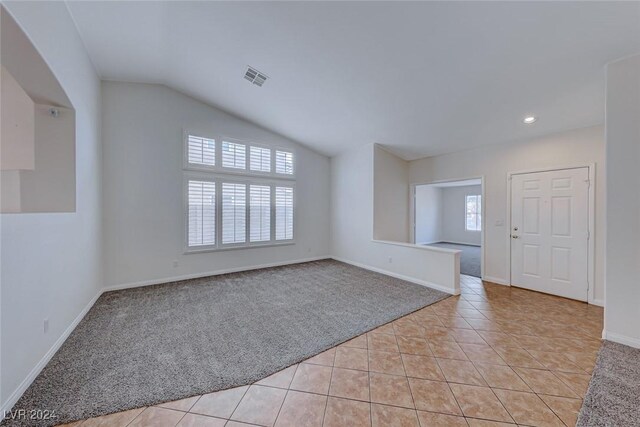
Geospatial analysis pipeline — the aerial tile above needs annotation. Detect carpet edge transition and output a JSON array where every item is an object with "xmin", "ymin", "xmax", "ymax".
[{"xmin": 2, "ymin": 260, "xmax": 451, "ymax": 427}]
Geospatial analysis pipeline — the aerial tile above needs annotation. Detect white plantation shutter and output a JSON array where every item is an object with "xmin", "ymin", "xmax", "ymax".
[
  {"xmin": 250, "ymin": 185, "xmax": 271, "ymax": 242},
  {"xmin": 275, "ymin": 150, "xmax": 294, "ymax": 175},
  {"xmin": 222, "ymin": 183, "xmax": 246, "ymax": 244},
  {"xmin": 184, "ymin": 136, "xmax": 296, "ymax": 249},
  {"xmin": 249, "ymin": 146, "xmax": 271, "ymax": 172},
  {"xmin": 275, "ymin": 186, "xmax": 294, "ymax": 240},
  {"xmin": 188, "ymin": 180, "xmax": 215, "ymax": 246},
  {"xmin": 221, "ymin": 141, "xmax": 246, "ymax": 169},
  {"xmin": 187, "ymin": 135, "xmax": 215, "ymax": 166}
]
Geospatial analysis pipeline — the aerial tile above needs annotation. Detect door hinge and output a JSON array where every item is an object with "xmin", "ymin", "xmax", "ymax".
[
  {"xmin": 587, "ymin": 230, "xmax": 590, "ymax": 240},
  {"xmin": 585, "ymin": 179, "xmax": 591, "ymax": 188}
]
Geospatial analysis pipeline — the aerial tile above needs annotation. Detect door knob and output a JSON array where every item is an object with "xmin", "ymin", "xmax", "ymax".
[{"xmin": 511, "ymin": 235, "xmax": 519, "ymax": 239}]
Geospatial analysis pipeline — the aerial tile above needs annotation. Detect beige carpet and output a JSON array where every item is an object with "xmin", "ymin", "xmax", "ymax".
[
  {"xmin": 2, "ymin": 260, "xmax": 449, "ymax": 427},
  {"xmin": 577, "ymin": 340, "xmax": 640, "ymax": 426}
]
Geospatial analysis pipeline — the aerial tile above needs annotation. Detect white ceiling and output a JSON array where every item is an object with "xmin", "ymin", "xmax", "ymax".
[{"xmin": 66, "ymin": 1, "xmax": 640, "ymax": 160}]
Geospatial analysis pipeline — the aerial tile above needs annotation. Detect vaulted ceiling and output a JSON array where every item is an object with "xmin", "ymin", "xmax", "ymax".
[{"xmin": 66, "ymin": 1, "xmax": 640, "ymax": 159}]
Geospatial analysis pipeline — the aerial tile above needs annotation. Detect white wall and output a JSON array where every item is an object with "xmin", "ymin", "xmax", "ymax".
[
  {"xmin": 604, "ymin": 54, "xmax": 640, "ymax": 348},
  {"xmin": 18, "ymin": 104, "xmax": 76, "ymax": 213},
  {"xmin": 441, "ymin": 185, "xmax": 482, "ymax": 246},
  {"xmin": 0, "ymin": 171, "xmax": 21, "ymax": 213},
  {"xmin": 101, "ymin": 82, "xmax": 330, "ymax": 288},
  {"xmin": 373, "ymin": 146, "xmax": 410, "ymax": 242},
  {"xmin": 331, "ymin": 143, "xmax": 460, "ymax": 294},
  {"xmin": 0, "ymin": 65, "xmax": 34, "ymax": 172},
  {"xmin": 0, "ymin": 2, "xmax": 102, "ymax": 410},
  {"xmin": 409, "ymin": 125, "xmax": 605, "ymax": 304},
  {"xmin": 414, "ymin": 185, "xmax": 442, "ymax": 244}
]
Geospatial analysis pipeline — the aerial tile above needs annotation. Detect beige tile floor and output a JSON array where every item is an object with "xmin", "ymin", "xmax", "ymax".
[{"xmin": 61, "ymin": 275, "xmax": 603, "ymax": 427}]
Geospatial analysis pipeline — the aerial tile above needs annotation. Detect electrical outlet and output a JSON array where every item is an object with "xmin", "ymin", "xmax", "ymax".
[
  {"xmin": 43, "ymin": 319, "xmax": 49, "ymax": 334},
  {"xmin": 172, "ymin": 260, "xmax": 179, "ymax": 268}
]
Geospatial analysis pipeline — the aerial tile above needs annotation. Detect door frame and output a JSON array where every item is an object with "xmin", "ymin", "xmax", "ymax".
[
  {"xmin": 507, "ymin": 163, "xmax": 596, "ymax": 304},
  {"xmin": 410, "ymin": 175, "xmax": 485, "ymax": 280}
]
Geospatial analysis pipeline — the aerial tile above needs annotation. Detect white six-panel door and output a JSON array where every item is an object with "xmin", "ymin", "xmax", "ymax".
[{"xmin": 510, "ymin": 167, "xmax": 589, "ymax": 301}]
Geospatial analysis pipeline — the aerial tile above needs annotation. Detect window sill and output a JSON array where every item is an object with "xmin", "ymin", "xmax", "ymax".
[
  {"xmin": 184, "ymin": 165, "xmax": 296, "ymax": 181},
  {"xmin": 184, "ymin": 241, "xmax": 295, "ymax": 255}
]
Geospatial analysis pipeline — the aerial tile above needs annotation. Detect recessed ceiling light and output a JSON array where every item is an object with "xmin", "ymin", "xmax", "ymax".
[{"xmin": 523, "ymin": 116, "xmax": 537, "ymax": 124}]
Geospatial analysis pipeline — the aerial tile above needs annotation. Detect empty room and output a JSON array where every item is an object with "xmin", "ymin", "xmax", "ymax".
[
  {"xmin": 414, "ymin": 178, "xmax": 484, "ymax": 278},
  {"xmin": 1, "ymin": 2, "xmax": 639, "ymax": 427}
]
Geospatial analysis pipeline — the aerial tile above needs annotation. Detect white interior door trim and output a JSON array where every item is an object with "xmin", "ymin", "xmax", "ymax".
[
  {"xmin": 410, "ymin": 175, "xmax": 486, "ymax": 281},
  {"xmin": 507, "ymin": 163, "xmax": 597, "ymax": 304}
]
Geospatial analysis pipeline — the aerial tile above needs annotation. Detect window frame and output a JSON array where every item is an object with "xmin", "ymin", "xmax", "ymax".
[
  {"xmin": 220, "ymin": 138, "xmax": 248, "ymax": 171},
  {"xmin": 187, "ymin": 179, "xmax": 217, "ymax": 248},
  {"xmin": 183, "ymin": 131, "xmax": 218, "ymax": 172},
  {"xmin": 220, "ymin": 180, "xmax": 249, "ymax": 247},
  {"xmin": 183, "ymin": 130, "xmax": 296, "ymax": 253},
  {"xmin": 183, "ymin": 131, "xmax": 295, "ymax": 179},
  {"xmin": 275, "ymin": 185, "xmax": 295, "ymax": 242},
  {"xmin": 249, "ymin": 183, "xmax": 272, "ymax": 243},
  {"xmin": 248, "ymin": 144, "xmax": 273, "ymax": 174},
  {"xmin": 465, "ymin": 194, "xmax": 482, "ymax": 232},
  {"xmin": 275, "ymin": 149, "xmax": 295, "ymax": 176},
  {"xmin": 183, "ymin": 172, "xmax": 296, "ymax": 254}
]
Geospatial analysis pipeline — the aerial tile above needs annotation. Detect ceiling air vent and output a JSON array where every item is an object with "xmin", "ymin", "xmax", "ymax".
[{"xmin": 244, "ymin": 66, "xmax": 268, "ymax": 87}]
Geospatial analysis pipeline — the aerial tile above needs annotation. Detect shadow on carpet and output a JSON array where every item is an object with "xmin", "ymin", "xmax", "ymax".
[
  {"xmin": 577, "ymin": 340, "xmax": 640, "ymax": 426},
  {"xmin": 2, "ymin": 260, "xmax": 449, "ymax": 426}
]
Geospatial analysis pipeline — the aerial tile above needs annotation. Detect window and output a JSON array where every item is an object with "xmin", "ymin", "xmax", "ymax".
[
  {"xmin": 275, "ymin": 150, "xmax": 294, "ymax": 175},
  {"xmin": 184, "ymin": 135, "xmax": 295, "ymax": 251},
  {"xmin": 250, "ymin": 146, "xmax": 271, "ymax": 172},
  {"xmin": 187, "ymin": 135, "xmax": 215, "ymax": 166},
  {"xmin": 250, "ymin": 185, "xmax": 271, "ymax": 242},
  {"xmin": 188, "ymin": 180, "xmax": 216, "ymax": 247},
  {"xmin": 275, "ymin": 186, "xmax": 294, "ymax": 240},
  {"xmin": 221, "ymin": 141, "xmax": 246, "ymax": 169},
  {"xmin": 222, "ymin": 183, "xmax": 247, "ymax": 244},
  {"xmin": 466, "ymin": 194, "xmax": 482, "ymax": 231}
]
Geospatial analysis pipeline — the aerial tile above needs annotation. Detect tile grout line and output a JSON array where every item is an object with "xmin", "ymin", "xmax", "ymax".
[
  {"xmin": 442, "ymin": 378, "xmax": 466, "ymax": 420},
  {"xmin": 227, "ymin": 383, "xmax": 252, "ymax": 423},
  {"xmin": 172, "ymin": 408, "xmax": 188, "ymax": 427},
  {"xmin": 323, "ymin": 348, "xmax": 338, "ymax": 426},
  {"xmin": 397, "ymin": 342, "xmax": 420, "ymax": 422},
  {"xmin": 365, "ymin": 328, "xmax": 373, "ymax": 427},
  {"xmin": 272, "ymin": 388, "xmax": 289, "ymax": 427},
  {"xmin": 535, "ymin": 392, "xmax": 576, "ymax": 427}
]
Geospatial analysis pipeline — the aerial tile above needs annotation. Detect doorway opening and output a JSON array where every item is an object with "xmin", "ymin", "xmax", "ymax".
[{"xmin": 412, "ymin": 178, "xmax": 484, "ymax": 279}]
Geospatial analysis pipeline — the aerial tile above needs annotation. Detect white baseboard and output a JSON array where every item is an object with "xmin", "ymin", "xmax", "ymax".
[
  {"xmin": 331, "ymin": 256, "xmax": 457, "ymax": 295},
  {"xmin": 104, "ymin": 256, "xmax": 331, "ymax": 292},
  {"xmin": 439, "ymin": 240, "xmax": 481, "ymax": 247},
  {"xmin": 1, "ymin": 289, "xmax": 102, "ymax": 415},
  {"xmin": 602, "ymin": 330, "xmax": 640, "ymax": 349},
  {"xmin": 482, "ymin": 275, "xmax": 510, "ymax": 286},
  {"xmin": 589, "ymin": 298, "xmax": 604, "ymax": 307}
]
